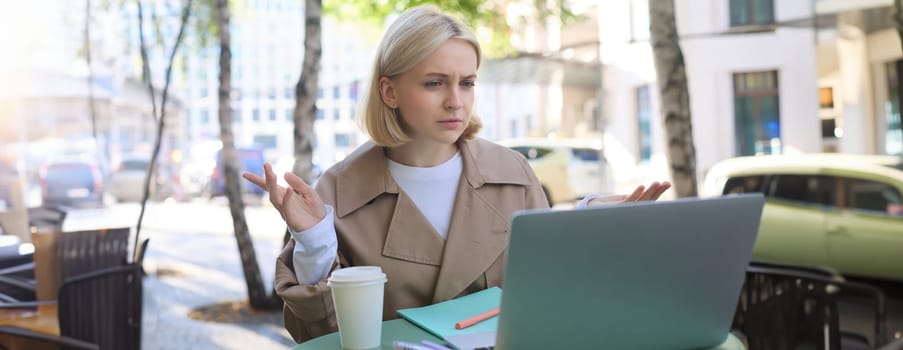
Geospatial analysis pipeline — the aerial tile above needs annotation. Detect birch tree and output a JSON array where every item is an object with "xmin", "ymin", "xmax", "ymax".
[
  {"xmin": 291, "ymin": 0, "xmax": 321, "ymax": 185},
  {"xmin": 649, "ymin": 0, "xmax": 698, "ymax": 197},
  {"xmin": 212, "ymin": 0, "xmax": 281, "ymax": 309},
  {"xmin": 134, "ymin": 0, "xmax": 192, "ymax": 260}
]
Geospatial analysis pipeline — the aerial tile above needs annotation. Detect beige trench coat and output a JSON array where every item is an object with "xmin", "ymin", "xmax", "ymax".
[{"xmin": 274, "ymin": 138, "xmax": 549, "ymax": 343}]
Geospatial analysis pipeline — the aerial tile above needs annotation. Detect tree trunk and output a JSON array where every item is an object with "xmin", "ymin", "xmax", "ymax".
[
  {"xmin": 648, "ymin": 0, "xmax": 698, "ymax": 198},
  {"xmin": 214, "ymin": 0, "xmax": 281, "ymax": 310},
  {"xmin": 84, "ymin": 0, "xmax": 98, "ymax": 149},
  {"xmin": 896, "ymin": 0, "xmax": 903, "ymax": 53},
  {"xmin": 133, "ymin": 0, "xmax": 191, "ymax": 261},
  {"xmin": 895, "ymin": 0, "xmax": 903, "ymax": 160},
  {"xmin": 292, "ymin": 0, "xmax": 322, "ymax": 184}
]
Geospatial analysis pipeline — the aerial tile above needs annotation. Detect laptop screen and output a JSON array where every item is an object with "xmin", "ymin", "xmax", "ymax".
[{"xmin": 493, "ymin": 194, "xmax": 764, "ymax": 350}]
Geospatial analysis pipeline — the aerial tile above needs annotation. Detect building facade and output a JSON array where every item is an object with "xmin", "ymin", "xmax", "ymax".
[
  {"xmin": 180, "ymin": 1, "xmax": 376, "ymax": 170},
  {"xmin": 598, "ymin": 0, "xmax": 902, "ymax": 194}
]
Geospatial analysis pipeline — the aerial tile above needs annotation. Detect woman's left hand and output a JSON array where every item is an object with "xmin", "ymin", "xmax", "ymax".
[{"xmin": 586, "ymin": 181, "xmax": 672, "ymax": 207}]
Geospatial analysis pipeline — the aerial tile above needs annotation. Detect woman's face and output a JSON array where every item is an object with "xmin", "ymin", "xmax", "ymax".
[{"xmin": 381, "ymin": 38, "xmax": 478, "ymax": 146}]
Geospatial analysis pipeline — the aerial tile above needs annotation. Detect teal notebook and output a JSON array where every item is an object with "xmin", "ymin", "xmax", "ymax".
[{"xmin": 396, "ymin": 287, "xmax": 502, "ymax": 339}]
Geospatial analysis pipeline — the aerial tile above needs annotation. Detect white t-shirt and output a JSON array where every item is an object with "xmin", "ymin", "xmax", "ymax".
[
  {"xmin": 289, "ymin": 152, "xmax": 463, "ymax": 284},
  {"xmin": 386, "ymin": 152, "xmax": 462, "ymax": 239}
]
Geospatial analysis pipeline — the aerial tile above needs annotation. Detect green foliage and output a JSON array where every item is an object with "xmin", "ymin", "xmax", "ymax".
[
  {"xmin": 323, "ymin": 0, "xmax": 580, "ymax": 58},
  {"xmin": 186, "ymin": 0, "xmax": 247, "ymax": 51}
]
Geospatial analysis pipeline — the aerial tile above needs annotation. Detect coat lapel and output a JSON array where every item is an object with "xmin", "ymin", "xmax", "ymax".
[
  {"xmin": 334, "ymin": 140, "xmax": 532, "ymax": 303},
  {"xmin": 335, "ymin": 142, "xmax": 446, "ymax": 266},
  {"xmin": 382, "ymin": 191, "xmax": 445, "ymax": 266},
  {"xmin": 431, "ymin": 179, "xmax": 509, "ymax": 303},
  {"xmin": 335, "ymin": 142, "xmax": 395, "ymax": 218},
  {"xmin": 431, "ymin": 140, "xmax": 523, "ymax": 303}
]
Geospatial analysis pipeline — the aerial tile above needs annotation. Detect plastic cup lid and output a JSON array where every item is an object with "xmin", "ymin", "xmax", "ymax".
[{"xmin": 327, "ymin": 266, "xmax": 387, "ymax": 284}]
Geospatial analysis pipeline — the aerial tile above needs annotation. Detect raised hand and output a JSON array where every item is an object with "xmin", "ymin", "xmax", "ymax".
[
  {"xmin": 586, "ymin": 181, "xmax": 672, "ymax": 207},
  {"xmin": 242, "ymin": 163, "xmax": 326, "ymax": 232}
]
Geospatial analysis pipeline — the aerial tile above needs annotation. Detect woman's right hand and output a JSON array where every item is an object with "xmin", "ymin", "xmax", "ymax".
[{"xmin": 242, "ymin": 162, "xmax": 326, "ymax": 232}]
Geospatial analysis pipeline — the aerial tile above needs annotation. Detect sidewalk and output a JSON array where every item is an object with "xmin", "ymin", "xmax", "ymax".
[{"xmin": 141, "ymin": 229, "xmax": 296, "ymax": 350}]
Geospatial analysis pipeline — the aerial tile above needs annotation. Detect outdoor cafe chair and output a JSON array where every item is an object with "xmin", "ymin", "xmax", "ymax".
[
  {"xmin": 732, "ymin": 261, "xmax": 887, "ymax": 350},
  {"xmin": 26, "ymin": 206, "xmax": 67, "ymax": 233},
  {"xmin": 0, "ymin": 227, "xmax": 131, "ymax": 307},
  {"xmin": 0, "ymin": 324, "xmax": 99, "ymax": 350},
  {"xmin": 0, "ymin": 263, "xmax": 142, "ymax": 350}
]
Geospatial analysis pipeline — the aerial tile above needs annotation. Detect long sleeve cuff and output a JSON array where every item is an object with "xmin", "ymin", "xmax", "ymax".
[
  {"xmin": 290, "ymin": 205, "xmax": 338, "ymax": 285},
  {"xmin": 578, "ymin": 194, "xmax": 601, "ymax": 209}
]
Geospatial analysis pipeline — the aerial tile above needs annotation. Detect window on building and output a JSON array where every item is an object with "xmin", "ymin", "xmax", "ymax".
[
  {"xmin": 269, "ymin": 109, "xmax": 277, "ymax": 121},
  {"xmin": 316, "ymin": 109, "xmax": 324, "ymax": 120},
  {"xmin": 729, "ymin": 0, "xmax": 774, "ymax": 27},
  {"xmin": 335, "ymin": 133, "xmax": 351, "ymax": 148},
  {"xmin": 350, "ymin": 80, "xmax": 360, "ymax": 101},
  {"xmin": 285, "ymin": 87, "xmax": 293, "ymax": 99},
  {"xmin": 886, "ymin": 61, "xmax": 902, "ymax": 156},
  {"xmin": 819, "ymin": 87, "xmax": 834, "ymax": 109},
  {"xmin": 232, "ymin": 109, "xmax": 241, "ymax": 123},
  {"xmin": 333, "ymin": 108, "xmax": 341, "ymax": 120},
  {"xmin": 733, "ymin": 71, "xmax": 781, "ymax": 156},
  {"xmin": 252, "ymin": 108, "xmax": 260, "ymax": 121},
  {"xmin": 200, "ymin": 109, "xmax": 210, "ymax": 124},
  {"xmin": 317, "ymin": 88, "xmax": 324, "ymax": 99},
  {"xmin": 333, "ymin": 86, "xmax": 341, "ymax": 99},
  {"xmin": 286, "ymin": 108, "xmax": 294, "ymax": 121},
  {"xmin": 821, "ymin": 118, "xmax": 837, "ymax": 139},
  {"xmin": 253, "ymin": 134, "xmax": 278, "ymax": 149},
  {"xmin": 636, "ymin": 85, "xmax": 652, "ymax": 162}
]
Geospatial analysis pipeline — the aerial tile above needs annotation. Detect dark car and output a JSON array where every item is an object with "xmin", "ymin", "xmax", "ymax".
[
  {"xmin": 40, "ymin": 158, "xmax": 105, "ymax": 208},
  {"xmin": 210, "ymin": 148, "xmax": 266, "ymax": 197}
]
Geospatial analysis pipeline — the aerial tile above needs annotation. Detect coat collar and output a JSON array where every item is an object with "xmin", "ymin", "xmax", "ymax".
[
  {"xmin": 334, "ymin": 138, "xmax": 532, "ymax": 302},
  {"xmin": 334, "ymin": 139, "xmax": 531, "ymax": 218}
]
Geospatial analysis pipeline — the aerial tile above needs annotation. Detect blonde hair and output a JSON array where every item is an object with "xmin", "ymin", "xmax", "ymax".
[{"xmin": 360, "ymin": 5, "xmax": 483, "ymax": 147}]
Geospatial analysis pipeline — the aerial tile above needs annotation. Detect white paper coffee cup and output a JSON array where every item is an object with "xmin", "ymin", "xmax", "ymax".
[{"xmin": 327, "ymin": 266, "xmax": 388, "ymax": 350}]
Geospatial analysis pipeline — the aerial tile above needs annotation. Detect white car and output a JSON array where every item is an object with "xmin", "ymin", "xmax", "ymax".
[
  {"xmin": 498, "ymin": 138, "xmax": 613, "ymax": 206},
  {"xmin": 107, "ymin": 157, "xmax": 154, "ymax": 202}
]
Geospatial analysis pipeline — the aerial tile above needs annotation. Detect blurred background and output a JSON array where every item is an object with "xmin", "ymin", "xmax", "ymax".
[{"xmin": 0, "ymin": 0, "xmax": 902, "ymax": 349}]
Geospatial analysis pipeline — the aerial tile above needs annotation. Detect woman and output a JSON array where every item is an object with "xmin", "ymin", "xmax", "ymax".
[{"xmin": 244, "ymin": 5, "xmax": 669, "ymax": 343}]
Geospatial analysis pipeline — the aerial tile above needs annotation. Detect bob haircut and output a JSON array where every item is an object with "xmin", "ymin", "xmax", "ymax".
[{"xmin": 360, "ymin": 5, "xmax": 483, "ymax": 147}]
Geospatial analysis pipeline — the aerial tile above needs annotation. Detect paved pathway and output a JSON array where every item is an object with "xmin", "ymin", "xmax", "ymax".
[{"xmin": 141, "ymin": 229, "xmax": 296, "ymax": 350}]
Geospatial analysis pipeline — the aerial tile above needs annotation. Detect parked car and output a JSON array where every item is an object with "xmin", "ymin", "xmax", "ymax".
[
  {"xmin": 107, "ymin": 157, "xmax": 154, "ymax": 202},
  {"xmin": 210, "ymin": 148, "xmax": 266, "ymax": 197},
  {"xmin": 703, "ymin": 153, "xmax": 903, "ymax": 281},
  {"xmin": 40, "ymin": 157, "xmax": 105, "ymax": 208},
  {"xmin": 498, "ymin": 138, "xmax": 613, "ymax": 206}
]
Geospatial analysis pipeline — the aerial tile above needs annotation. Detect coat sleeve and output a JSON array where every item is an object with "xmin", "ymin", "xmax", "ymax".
[
  {"xmin": 274, "ymin": 166, "xmax": 345, "ymax": 343},
  {"xmin": 275, "ymin": 240, "xmax": 340, "ymax": 343}
]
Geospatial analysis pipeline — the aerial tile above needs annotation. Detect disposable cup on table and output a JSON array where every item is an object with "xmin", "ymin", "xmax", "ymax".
[{"xmin": 327, "ymin": 266, "xmax": 388, "ymax": 350}]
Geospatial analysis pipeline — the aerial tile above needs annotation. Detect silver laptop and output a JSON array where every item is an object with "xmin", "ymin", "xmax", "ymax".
[{"xmin": 446, "ymin": 194, "xmax": 764, "ymax": 350}]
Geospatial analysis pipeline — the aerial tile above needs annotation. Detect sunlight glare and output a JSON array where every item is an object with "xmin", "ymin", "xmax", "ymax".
[{"xmin": 0, "ymin": 1, "xmax": 58, "ymax": 97}]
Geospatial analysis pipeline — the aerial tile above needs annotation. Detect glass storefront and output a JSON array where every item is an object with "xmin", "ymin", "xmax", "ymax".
[
  {"xmin": 886, "ymin": 61, "xmax": 902, "ymax": 156},
  {"xmin": 734, "ymin": 71, "xmax": 781, "ymax": 156}
]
